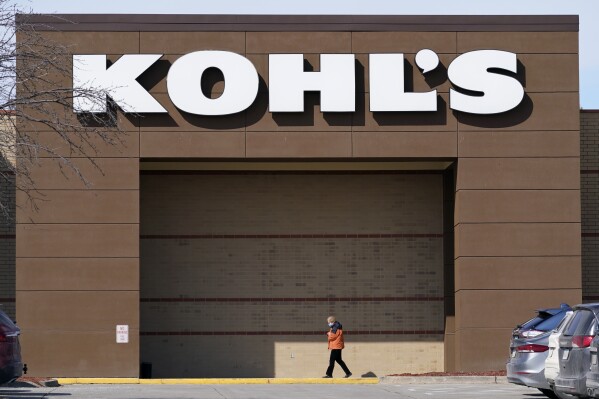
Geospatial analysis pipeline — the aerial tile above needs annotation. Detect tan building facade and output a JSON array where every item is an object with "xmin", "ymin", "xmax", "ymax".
[{"xmin": 8, "ymin": 15, "xmax": 583, "ymax": 377}]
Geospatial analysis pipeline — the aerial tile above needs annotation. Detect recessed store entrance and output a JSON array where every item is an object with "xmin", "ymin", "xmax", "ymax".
[{"xmin": 140, "ymin": 163, "xmax": 447, "ymax": 378}]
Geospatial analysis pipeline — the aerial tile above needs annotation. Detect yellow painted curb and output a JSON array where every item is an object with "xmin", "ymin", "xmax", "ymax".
[{"xmin": 56, "ymin": 377, "xmax": 379, "ymax": 385}]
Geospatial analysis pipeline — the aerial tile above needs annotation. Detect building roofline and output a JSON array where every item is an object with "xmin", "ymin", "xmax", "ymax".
[{"xmin": 15, "ymin": 14, "xmax": 579, "ymax": 32}]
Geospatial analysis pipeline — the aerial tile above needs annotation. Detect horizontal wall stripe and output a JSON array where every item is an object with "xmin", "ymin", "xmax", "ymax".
[
  {"xmin": 140, "ymin": 170, "xmax": 444, "ymax": 176},
  {"xmin": 0, "ymin": 298, "xmax": 15, "ymax": 303},
  {"xmin": 583, "ymin": 233, "xmax": 599, "ymax": 237},
  {"xmin": 140, "ymin": 330, "xmax": 445, "ymax": 336},
  {"xmin": 0, "ymin": 234, "xmax": 15, "ymax": 239},
  {"xmin": 140, "ymin": 233, "xmax": 443, "ymax": 239},
  {"xmin": 583, "ymin": 296, "xmax": 599, "ymax": 301},
  {"xmin": 141, "ymin": 296, "xmax": 445, "ymax": 303},
  {"xmin": 582, "ymin": 170, "xmax": 599, "ymax": 174}
]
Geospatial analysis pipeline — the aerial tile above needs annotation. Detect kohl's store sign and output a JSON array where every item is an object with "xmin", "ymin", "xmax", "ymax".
[{"xmin": 73, "ymin": 49, "xmax": 524, "ymax": 116}]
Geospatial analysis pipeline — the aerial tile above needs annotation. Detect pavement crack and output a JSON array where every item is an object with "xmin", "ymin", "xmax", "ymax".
[{"xmin": 211, "ymin": 386, "xmax": 227, "ymax": 399}]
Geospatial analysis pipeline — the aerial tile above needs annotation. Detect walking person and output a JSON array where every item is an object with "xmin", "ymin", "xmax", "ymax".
[{"xmin": 323, "ymin": 315, "xmax": 352, "ymax": 378}]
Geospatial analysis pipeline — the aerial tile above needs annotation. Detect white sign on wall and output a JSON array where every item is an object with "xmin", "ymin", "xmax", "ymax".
[
  {"xmin": 116, "ymin": 325, "xmax": 129, "ymax": 344},
  {"xmin": 72, "ymin": 49, "xmax": 525, "ymax": 116}
]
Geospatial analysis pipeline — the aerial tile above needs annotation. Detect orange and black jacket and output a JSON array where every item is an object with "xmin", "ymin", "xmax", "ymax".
[{"xmin": 327, "ymin": 322, "xmax": 345, "ymax": 350}]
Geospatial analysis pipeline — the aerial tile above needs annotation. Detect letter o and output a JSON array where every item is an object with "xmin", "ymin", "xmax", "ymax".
[{"xmin": 167, "ymin": 51, "xmax": 259, "ymax": 115}]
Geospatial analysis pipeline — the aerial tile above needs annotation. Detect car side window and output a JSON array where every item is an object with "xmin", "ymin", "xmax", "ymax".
[
  {"xmin": 564, "ymin": 311, "xmax": 590, "ymax": 336},
  {"xmin": 557, "ymin": 312, "xmax": 574, "ymax": 332},
  {"xmin": 590, "ymin": 320, "xmax": 598, "ymax": 336}
]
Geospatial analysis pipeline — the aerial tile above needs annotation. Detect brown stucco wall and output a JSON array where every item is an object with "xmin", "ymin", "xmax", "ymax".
[{"xmin": 14, "ymin": 15, "xmax": 581, "ymax": 376}]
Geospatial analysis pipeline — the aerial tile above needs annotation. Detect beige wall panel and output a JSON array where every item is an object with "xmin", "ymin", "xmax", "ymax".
[
  {"xmin": 457, "ymin": 31, "xmax": 578, "ymax": 54},
  {"xmin": 140, "ymin": 131, "xmax": 245, "ymax": 158},
  {"xmin": 455, "ymin": 223, "xmax": 581, "ymax": 258},
  {"xmin": 16, "ymin": 190, "xmax": 139, "ymax": 224},
  {"xmin": 140, "ymin": 32, "xmax": 245, "ymax": 53},
  {"xmin": 17, "ymin": 258, "xmax": 139, "ymax": 291},
  {"xmin": 458, "ymin": 131, "xmax": 579, "ymax": 158},
  {"xmin": 455, "ymin": 328, "xmax": 514, "ymax": 371},
  {"xmin": 456, "ymin": 158, "xmax": 580, "ymax": 190},
  {"xmin": 455, "ymin": 190, "xmax": 580, "ymax": 223},
  {"xmin": 36, "ymin": 31, "xmax": 140, "ymax": 54},
  {"xmin": 26, "ymin": 158, "xmax": 139, "ymax": 190},
  {"xmin": 352, "ymin": 131, "xmax": 457, "ymax": 158},
  {"xmin": 27, "ymin": 131, "xmax": 139, "ymax": 158},
  {"xmin": 17, "ymin": 224, "xmax": 139, "ymax": 258},
  {"xmin": 246, "ymin": 32, "xmax": 351, "ymax": 53},
  {"xmin": 455, "ymin": 289, "xmax": 581, "ymax": 330},
  {"xmin": 139, "ymin": 94, "xmax": 245, "ymax": 132},
  {"xmin": 246, "ymin": 131, "xmax": 351, "ymax": 158},
  {"xmin": 455, "ymin": 256, "xmax": 581, "ymax": 291},
  {"xmin": 17, "ymin": 290, "xmax": 139, "ymax": 330},
  {"xmin": 352, "ymin": 32, "xmax": 456, "ymax": 53},
  {"xmin": 141, "ymin": 335, "xmax": 443, "ymax": 378},
  {"xmin": 458, "ymin": 93, "xmax": 579, "ymax": 132},
  {"xmin": 21, "ymin": 331, "xmax": 139, "ymax": 377},
  {"xmin": 246, "ymin": 95, "xmax": 352, "ymax": 132},
  {"xmin": 353, "ymin": 93, "xmax": 457, "ymax": 132}
]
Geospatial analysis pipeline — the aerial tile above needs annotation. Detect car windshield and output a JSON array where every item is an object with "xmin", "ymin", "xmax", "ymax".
[
  {"xmin": 534, "ymin": 311, "xmax": 567, "ymax": 332},
  {"xmin": 564, "ymin": 309, "xmax": 597, "ymax": 336}
]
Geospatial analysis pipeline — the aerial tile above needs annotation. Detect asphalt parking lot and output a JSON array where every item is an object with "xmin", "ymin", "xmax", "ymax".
[{"xmin": 0, "ymin": 383, "xmax": 537, "ymax": 399}]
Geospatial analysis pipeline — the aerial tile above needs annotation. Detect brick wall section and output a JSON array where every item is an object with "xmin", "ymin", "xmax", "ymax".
[
  {"xmin": 140, "ymin": 173, "xmax": 444, "ymax": 377},
  {"xmin": 581, "ymin": 111, "xmax": 599, "ymax": 300},
  {"xmin": 0, "ymin": 172, "xmax": 15, "ymax": 320}
]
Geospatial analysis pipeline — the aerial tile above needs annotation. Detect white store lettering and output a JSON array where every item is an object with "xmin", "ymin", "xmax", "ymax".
[{"xmin": 72, "ymin": 49, "xmax": 525, "ymax": 116}]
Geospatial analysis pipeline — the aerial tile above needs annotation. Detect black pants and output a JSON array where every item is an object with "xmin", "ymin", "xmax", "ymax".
[{"xmin": 326, "ymin": 349, "xmax": 351, "ymax": 376}]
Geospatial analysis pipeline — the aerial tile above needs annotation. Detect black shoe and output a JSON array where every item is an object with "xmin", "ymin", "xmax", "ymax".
[
  {"xmin": 344, "ymin": 373, "xmax": 352, "ymax": 378},
  {"xmin": 322, "ymin": 375, "xmax": 332, "ymax": 378}
]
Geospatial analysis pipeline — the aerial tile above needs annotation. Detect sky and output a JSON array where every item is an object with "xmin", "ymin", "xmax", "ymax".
[{"xmin": 15, "ymin": 0, "xmax": 599, "ymax": 109}]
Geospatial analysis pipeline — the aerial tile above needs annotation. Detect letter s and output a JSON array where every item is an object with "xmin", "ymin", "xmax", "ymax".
[{"xmin": 448, "ymin": 50, "xmax": 524, "ymax": 114}]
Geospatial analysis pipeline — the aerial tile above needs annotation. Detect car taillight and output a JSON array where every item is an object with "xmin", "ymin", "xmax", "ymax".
[
  {"xmin": 572, "ymin": 335, "xmax": 594, "ymax": 348},
  {"xmin": 0, "ymin": 332, "xmax": 6, "ymax": 342},
  {"xmin": 516, "ymin": 344, "xmax": 549, "ymax": 353}
]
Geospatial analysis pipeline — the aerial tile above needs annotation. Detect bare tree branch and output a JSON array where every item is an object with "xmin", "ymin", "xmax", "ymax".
[{"xmin": 0, "ymin": 3, "xmax": 130, "ymax": 220}]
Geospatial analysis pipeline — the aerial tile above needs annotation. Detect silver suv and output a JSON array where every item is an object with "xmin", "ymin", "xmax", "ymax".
[{"xmin": 554, "ymin": 304, "xmax": 599, "ymax": 397}]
